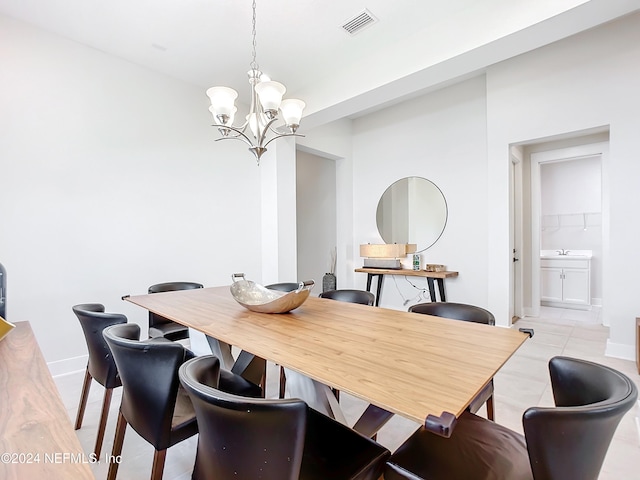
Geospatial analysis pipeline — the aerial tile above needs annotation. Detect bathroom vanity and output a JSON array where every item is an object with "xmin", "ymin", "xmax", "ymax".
[{"xmin": 540, "ymin": 250, "xmax": 592, "ymax": 309}]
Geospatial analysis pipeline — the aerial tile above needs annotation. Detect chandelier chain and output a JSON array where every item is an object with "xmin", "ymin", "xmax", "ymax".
[{"xmin": 250, "ymin": 0, "xmax": 259, "ymax": 72}]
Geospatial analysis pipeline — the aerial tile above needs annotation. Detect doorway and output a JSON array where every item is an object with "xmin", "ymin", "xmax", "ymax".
[
  {"xmin": 510, "ymin": 132, "xmax": 609, "ymax": 323},
  {"xmin": 295, "ymin": 149, "xmax": 337, "ymax": 294}
]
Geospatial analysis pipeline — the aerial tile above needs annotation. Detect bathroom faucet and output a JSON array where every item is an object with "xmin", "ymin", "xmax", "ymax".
[{"xmin": 556, "ymin": 249, "xmax": 570, "ymax": 255}]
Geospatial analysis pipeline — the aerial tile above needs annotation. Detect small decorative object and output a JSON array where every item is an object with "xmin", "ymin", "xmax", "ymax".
[
  {"xmin": 322, "ymin": 273, "xmax": 336, "ymax": 292},
  {"xmin": 0, "ymin": 315, "xmax": 15, "ymax": 342},
  {"xmin": 425, "ymin": 264, "xmax": 446, "ymax": 272},
  {"xmin": 323, "ymin": 247, "xmax": 337, "ymax": 292},
  {"xmin": 413, "ymin": 253, "xmax": 421, "ymax": 271},
  {"xmin": 230, "ymin": 273, "xmax": 313, "ymax": 314}
]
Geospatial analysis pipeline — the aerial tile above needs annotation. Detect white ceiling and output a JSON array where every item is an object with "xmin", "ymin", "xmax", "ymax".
[{"xmin": 1, "ymin": 0, "xmax": 639, "ymax": 127}]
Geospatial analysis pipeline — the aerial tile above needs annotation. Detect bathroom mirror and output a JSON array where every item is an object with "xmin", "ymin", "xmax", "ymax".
[{"xmin": 376, "ymin": 177, "xmax": 448, "ymax": 253}]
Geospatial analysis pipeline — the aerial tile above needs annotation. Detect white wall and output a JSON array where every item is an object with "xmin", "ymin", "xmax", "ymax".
[
  {"xmin": 540, "ymin": 157, "xmax": 603, "ymax": 302},
  {"xmin": 296, "ymin": 151, "xmax": 336, "ymax": 294},
  {"xmin": 298, "ymin": 119, "xmax": 355, "ymax": 288},
  {"xmin": 337, "ymin": 12, "xmax": 640, "ymax": 360},
  {"xmin": 0, "ymin": 15, "xmax": 263, "ymax": 372},
  {"xmin": 540, "ymin": 158, "xmax": 601, "ymax": 216},
  {"xmin": 350, "ymin": 76, "xmax": 489, "ymax": 310},
  {"xmin": 486, "ymin": 12, "xmax": 640, "ymax": 358}
]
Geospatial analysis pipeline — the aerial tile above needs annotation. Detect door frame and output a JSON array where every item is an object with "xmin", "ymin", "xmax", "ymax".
[{"xmin": 509, "ymin": 147, "xmax": 524, "ymax": 322}]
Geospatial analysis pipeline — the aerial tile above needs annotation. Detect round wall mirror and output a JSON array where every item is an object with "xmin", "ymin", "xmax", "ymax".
[{"xmin": 376, "ymin": 177, "xmax": 448, "ymax": 253}]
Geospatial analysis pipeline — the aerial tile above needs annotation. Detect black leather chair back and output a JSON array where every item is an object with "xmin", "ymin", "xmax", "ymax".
[
  {"xmin": 103, "ymin": 323, "xmax": 196, "ymax": 451},
  {"xmin": 523, "ymin": 356, "xmax": 638, "ymax": 480},
  {"xmin": 409, "ymin": 302, "xmax": 495, "ymax": 325},
  {"xmin": 73, "ymin": 303, "xmax": 127, "ymax": 389},
  {"xmin": 384, "ymin": 355, "xmax": 637, "ymax": 480},
  {"xmin": 148, "ymin": 281, "xmax": 203, "ymax": 340},
  {"xmin": 180, "ymin": 355, "xmax": 307, "ymax": 480},
  {"xmin": 319, "ymin": 289, "xmax": 375, "ymax": 306}
]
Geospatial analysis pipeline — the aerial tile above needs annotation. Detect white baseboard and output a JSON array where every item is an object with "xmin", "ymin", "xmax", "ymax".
[
  {"xmin": 48, "ymin": 354, "xmax": 88, "ymax": 378},
  {"xmin": 605, "ymin": 339, "xmax": 635, "ymax": 362}
]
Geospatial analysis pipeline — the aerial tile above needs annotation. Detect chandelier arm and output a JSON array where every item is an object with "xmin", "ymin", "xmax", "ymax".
[
  {"xmin": 266, "ymin": 124, "xmax": 286, "ymax": 136},
  {"xmin": 254, "ymin": 117, "xmax": 280, "ymax": 147},
  {"xmin": 211, "ymin": 125, "xmax": 256, "ymax": 147},
  {"xmin": 261, "ymin": 132, "xmax": 305, "ymax": 149},
  {"xmin": 211, "ymin": 123, "xmax": 247, "ymax": 137}
]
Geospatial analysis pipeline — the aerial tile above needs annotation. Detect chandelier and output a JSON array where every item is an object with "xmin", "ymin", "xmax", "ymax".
[{"xmin": 206, "ymin": 0, "xmax": 305, "ymax": 165}]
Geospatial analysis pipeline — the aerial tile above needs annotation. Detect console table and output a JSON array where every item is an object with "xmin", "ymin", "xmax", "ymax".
[
  {"xmin": 355, "ymin": 268, "xmax": 459, "ymax": 307},
  {"xmin": 0, "ymin": 322, "xmax": 94, "ymax": 479}
]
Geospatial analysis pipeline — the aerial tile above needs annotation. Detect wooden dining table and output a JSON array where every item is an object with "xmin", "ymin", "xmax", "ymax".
[{"xmin": 124, "ymin": 286, "xmax": 528, "ymax": 437}]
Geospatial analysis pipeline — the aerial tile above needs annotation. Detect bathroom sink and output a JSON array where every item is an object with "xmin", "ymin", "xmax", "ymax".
[{"xmin": 540, "ymin": 250, "xmax": 592, "ymax": 259}]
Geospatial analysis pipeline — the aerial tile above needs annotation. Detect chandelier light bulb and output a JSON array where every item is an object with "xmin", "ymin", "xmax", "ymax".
[
  {"xmin": 255, "ymin": 81, "xmax": 286, "ymax": 116},
  {"xmin": 210, "ymin": 105, "xmax": 237, "ymax": 130},
  {"xmin": 280, "ymin": 99, "xmax": 306, "ymax": 131},
  {"xmin": 206, "ymin": 86, "xmax": 238, "ymax": 118}
]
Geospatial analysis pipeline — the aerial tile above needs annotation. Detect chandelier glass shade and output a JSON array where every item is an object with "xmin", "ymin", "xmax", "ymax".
[{"xmin": 206, "ymin": 0, "xmax": 305, "ymax": 164}]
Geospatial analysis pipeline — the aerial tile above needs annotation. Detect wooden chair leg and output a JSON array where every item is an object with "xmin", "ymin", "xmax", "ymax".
[
  {"xmin": 486, "ymin": 395, "xmax": 495, "ymax": 421},
  {"xmin": 150, "ymin": 449, "xmax": 167, "ymax": 480},
  {"xmin": 94, "ymin": 387, "xmax": 114, "ymax": 458},
  {"xmin": 107, "ymin": 411, "xmax": 127, "ymax": 480},
  {"xmin": 74, "ymin": 367, "xmax": 92, "ymax": 430}
]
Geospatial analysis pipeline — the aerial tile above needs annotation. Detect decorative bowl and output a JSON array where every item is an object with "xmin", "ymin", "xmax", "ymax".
[{"xmin": 230, "ymin": 273, "xmax": 314, "ymax": 314}]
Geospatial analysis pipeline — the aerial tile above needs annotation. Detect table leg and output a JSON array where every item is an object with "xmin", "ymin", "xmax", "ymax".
[
  {"xmin": 365, "ymin": 273, "xmax": 384, "ymax": 307},
  {"xmin": 374, "ymin": 274, "xmax": 383, "ymax": 307},
  {"xmin": 426, "ymin": 277, "xmax": 437, "ymax": 301},
  {"xmin": 436, "ymin": 278, "xmax": 447, "ymax": 301},
  {"xmin": 352, "ymin": 404, "xmax": 395, "ymax": 438},
  {"xmin": 231, "ymin": 350, "xmax": 266, "ymax": 396}
]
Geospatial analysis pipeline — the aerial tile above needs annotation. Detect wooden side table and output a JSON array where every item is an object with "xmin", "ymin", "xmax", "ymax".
[{"xmin": 355, "ymin": 268, "xmax": 459, "ymax": 307}]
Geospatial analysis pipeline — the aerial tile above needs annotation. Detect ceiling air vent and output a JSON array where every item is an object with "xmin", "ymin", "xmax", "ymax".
[{"xmin": 341, "ymin": 9, "xmax": 378, "ymax": 35}]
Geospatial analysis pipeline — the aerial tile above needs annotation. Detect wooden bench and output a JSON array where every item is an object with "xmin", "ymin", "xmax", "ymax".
[{"xmin": 0, "ymin": 321, "xmax": 94, "ymax": 479}]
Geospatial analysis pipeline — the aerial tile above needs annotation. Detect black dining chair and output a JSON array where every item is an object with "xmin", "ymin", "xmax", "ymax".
[
  {"xmin": 179, "ymin": 355, "xmax": 390, "ymax": 480},
  {"xmin": 265, "ymin": 282, "xmax": 301, "ymax": 292},
  {"xmin": 73, "ymin": 303, "xmax": 127, "ymax": 458},
  {"xmin": 408, "ymin": 301, "xmax": 496, "ymax": 420},
  {"xmin": 319, "ymin": 289, "xmax": 375, "ymax": 306},
  {"xmin": 385, "ymin": 356, "xmax": 638, "ymax": 480},
  {"xmin": 147, "ymin": 281, "xmax": 203, "ymax": 341},
  {"xmin": 103, "ymin": 323, "xmax": 262, "ymax": 480}
]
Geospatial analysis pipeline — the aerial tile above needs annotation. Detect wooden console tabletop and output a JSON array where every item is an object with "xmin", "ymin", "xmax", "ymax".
[
  {"xmin": 355, "ymin": 268, "xmax": 459, "ymax": 306},
  {"xmin": 0, "ymin": 322, "xmax": 94, "ymax": 479}
]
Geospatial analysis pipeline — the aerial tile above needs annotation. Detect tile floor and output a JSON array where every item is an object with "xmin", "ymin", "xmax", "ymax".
[{"xmin": 54, "ymin": 306, "xmax": 639, "ymax": 479}]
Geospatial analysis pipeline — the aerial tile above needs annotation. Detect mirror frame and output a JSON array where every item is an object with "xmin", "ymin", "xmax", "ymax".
[{"xmin": 376, "ymin": 176, "xmax": 448, "ymax": 253}]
